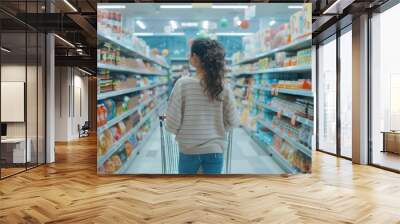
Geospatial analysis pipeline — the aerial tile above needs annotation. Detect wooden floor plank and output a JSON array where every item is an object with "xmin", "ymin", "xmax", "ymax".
[{"xmin": 0, "ymin": 135, "xmax": 399, "ymax": 223}]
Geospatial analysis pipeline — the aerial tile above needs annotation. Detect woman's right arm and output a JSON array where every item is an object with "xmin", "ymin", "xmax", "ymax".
[
  {"xmin": 223, "ymin": 88, "xmax": 240, "ymax": 130},
  {"xmin": 165, "ymin": 79, "xmax": 183, "ymax": 135}
]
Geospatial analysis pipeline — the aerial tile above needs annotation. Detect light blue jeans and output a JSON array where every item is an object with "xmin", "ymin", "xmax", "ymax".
[{"xmin": 178, "ymin": 152, "xmax": 223, "ymax": 174}]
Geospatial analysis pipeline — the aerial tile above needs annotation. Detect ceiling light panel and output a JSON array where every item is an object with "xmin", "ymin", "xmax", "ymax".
[
  {"xmin": 212, "ymin": 5, "xmax": 248, "ymax": 9},
  {"xmin": 136, "ymin": 20, "xmax": 146, "ymax": 30},
  {"xmin": 181, "ymin": 22, "xmax": 198, "ymax": 27},
  {"xmin": 288, "ymin": 5, "xmax": 303, "ymax": 9},
  {"xmin": 160, "ymin": 5, "xmax": 192, "ymax": 9},
  {"xmin": 98, "ymin": 5, "xmax": 126, "ymax": 9}
]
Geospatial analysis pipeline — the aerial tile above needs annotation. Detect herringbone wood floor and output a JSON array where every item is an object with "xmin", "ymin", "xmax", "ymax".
[{"xmin": 1, "ymin": 135, "xmax": 400, "ymax": 224}]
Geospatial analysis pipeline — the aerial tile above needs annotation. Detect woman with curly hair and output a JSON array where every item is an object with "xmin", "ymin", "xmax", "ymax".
[{"xmin": 166, "ymin": 38, "xmax": 239, "ymax": 174}]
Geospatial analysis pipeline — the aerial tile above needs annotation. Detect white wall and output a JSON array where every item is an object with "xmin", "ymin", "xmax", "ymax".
[
  {"xmin": 55, "ymin": 67, "xmax": 69, "ymax": 141},
  {"xmin": 54, "ymin": 67, "xmax": 89, "ymax": 141}
]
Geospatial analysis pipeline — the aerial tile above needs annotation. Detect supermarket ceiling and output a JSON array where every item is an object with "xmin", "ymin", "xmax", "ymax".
[{"xmin": 98, "ymin": 3, "xmax": 305, "ymax": 34}]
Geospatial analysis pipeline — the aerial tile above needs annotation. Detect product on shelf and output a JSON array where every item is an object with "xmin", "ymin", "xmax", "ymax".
[
  {"xmin": 98, "ymin": 10, "xmax": 168, "ymax": 68},
  {"xmin": 256, "ymin": 125, "xmax": 311, "ymax": 173},
  {"xmin": 103, "ymin": 99, "xmax": 116, "ymax": 120},
  {"xmin": 97, "ymin": 10, "xmax": 123, "ymax": 39},
  {"xmin": 98, "ymin": 129, "xmax": 114, "ymax": 156},
  {"xmin": 98, "ymin": 79, "xmax": 113, "ymax": 93},
  {"xmin": 289, "ymin": 4, "xmax": 312, "ymax": 41},
  {"xmin": 271, "ymin": 23, "xmax": 290, "ymax": 49},
  {"xmin": 228, "ymin": 6, "xmax": 313, "ymax": 174},
  {"xmin": 97, "ymin": 104, "xmax": 108, "ymax": 127},
  {"xmin": 296, "ymin": 48, "xmax": 311, "ymax": 65},
  {"xmin": 230, "ymin": 7, "xmax": 311, "ymax": 65}
]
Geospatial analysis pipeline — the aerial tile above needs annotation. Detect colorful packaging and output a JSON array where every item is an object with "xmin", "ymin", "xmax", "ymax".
[{"xmin": 103, "ymin": 99, "xmax": 116, "ymax": 121}]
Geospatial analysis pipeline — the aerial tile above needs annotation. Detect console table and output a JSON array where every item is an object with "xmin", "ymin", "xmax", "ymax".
[
  {"xmin": 1, "ymin": 138, "xmax": 32, "ymax": 165},
  {"xmin": 382, "ymin": 131, "xmax": 400, "ymax": 154}
]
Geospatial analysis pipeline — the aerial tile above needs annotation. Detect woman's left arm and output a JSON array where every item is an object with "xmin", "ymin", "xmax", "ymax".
[{"xmin": 165, "ymin": 79, "xmax": 183, "ymax": 134}]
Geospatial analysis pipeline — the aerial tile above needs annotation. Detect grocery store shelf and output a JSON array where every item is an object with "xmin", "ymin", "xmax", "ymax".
[
  {"xmin": 170, "ymin": 57, "xmax": 232, "ymax": 61},
  {"xmin": 272, "ymin": 88, "xmax": 313, "ymax": 97},
  {"xmin": 229, "ymin": 65, "xmax": 311, "ymax": 77},
  {"xmin": 98, "ymin": 102, "xmax": 164, "ymax": 166},
  {"xmin": 257, "ymin": 119, "xmax": 311, "ymax": 158},
  {"xmin": 98, "ymin": 33, "xmax": 170, "ymax": 69},
  {"xmin": 232, "ymin": 37, "xmax": 312, "ymax": 66},
  {"xmin": 98, "ymin": 63, "xmax": 168, "ymax": 76},
  {"xmin": 251, "ymin": 133, "xmax": 297, "ymax": 174},
  {"xmin": 116, "ymin": 120, "xmax": 158, "ymax": 174},
  {"xmin": 97, "ymin": 82, "xmax": 167, "ymax": 100},
  {"xmin": 97, "ymin": 89, "xmax": 168, "ymax": 134},
  {"xmin": 255, "ymin": 101, "xmax": 313, "ymax": 127},
  {"xmin": 234, "ymin": 83, "xmax": 313, "ymax": 97},
  {"xmin": 169, "ymin": 57, "xmax": 188, "ymax": 61}
]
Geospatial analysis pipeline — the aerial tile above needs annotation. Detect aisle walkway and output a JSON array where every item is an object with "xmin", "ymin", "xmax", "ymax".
[
  {"xmin": 231, "ymin": 128, "xmax": 284, "ymax": 174},
  {"xmin": 126, "ymin": 125, "xmax": 163, "ymax": 174},
  {"xmin": 127, "ymin": 127, "xmax": 284, "ymax": 174}
]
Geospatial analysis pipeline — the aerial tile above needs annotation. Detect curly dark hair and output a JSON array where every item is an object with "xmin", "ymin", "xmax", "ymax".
[{"xmin": 191, "ymin": 38, "xmax": 226, "ymax": 101}]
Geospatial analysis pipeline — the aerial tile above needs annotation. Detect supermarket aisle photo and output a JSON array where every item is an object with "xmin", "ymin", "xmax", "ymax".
[{"xmin": 97, "ymin": 3, "xmax": 313, "ymax": 175}]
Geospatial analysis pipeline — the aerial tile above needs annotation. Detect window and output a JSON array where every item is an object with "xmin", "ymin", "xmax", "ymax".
[
  {"xmin": 339, "ymin": 28, "xmax": 352, "ymax": 158},
  {"xmin": 318, "ymin": 36, "xmax": 337, "ymax": 154},
  {"xmin": 370, "ymin": 3, "xmax": 400, "ymax": 171}
]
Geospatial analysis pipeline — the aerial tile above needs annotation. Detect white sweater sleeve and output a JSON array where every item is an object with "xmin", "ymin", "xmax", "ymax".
[
  {"xmin": 223, "ymin": 87, "xmax": 240, "ymax": 130},
  {"xmin": 165, "ymin": 79, "xmax": 183, "ymax": 135}
]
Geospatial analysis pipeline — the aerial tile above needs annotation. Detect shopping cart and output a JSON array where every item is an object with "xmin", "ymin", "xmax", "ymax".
[{"xmin": 159, "ymin": 115, "xmax": 233, "ymax": 174}]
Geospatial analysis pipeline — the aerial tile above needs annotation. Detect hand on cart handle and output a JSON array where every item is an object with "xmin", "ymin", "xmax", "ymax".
[{"xmin": 159, "ymin": 114, "xmax": 167, "ymax": 121}]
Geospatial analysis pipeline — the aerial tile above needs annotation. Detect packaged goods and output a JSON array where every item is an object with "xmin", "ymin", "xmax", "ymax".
[
  {"xmin": 117, "ymin": 121, "xmax": 127, "ymax": 135},
  {"xmin": 271, "ymin": 23, "xmax": 290, "ymax": 49},
  {"xmin": 297, "ymin": 48, "xmax": 311, "ymax": 65},
  {"xmin": 97, "ymin": 104, "xmax": 108, "ymax": 127},
  {"xmin": 98, "ymin": 129, "xmax": 114, "ymax": 156},
  {"xmin": 111, "ymin": 155, "xmax": 122, "ymax": 170},
  {"xmin": 103, "ymin": 99, "xmax": 116, "ymax": 121},
  {"xmin": 111, "ymin": 126, "xmax": 122, "ymax": 141},
  {"xmin": 99, "ymin": 79, "xmax": 113, "ymax": 93},
  {"xmin": 125, "ymin": 141, "xmax": 134, "ymax": 157},
  {"xmin": 289, "ymin": 4, "xmax": 312, "ymax": 41},
  {"xmin": 275, "ymin": 52, "xmax": 287, "ymax": 67}
]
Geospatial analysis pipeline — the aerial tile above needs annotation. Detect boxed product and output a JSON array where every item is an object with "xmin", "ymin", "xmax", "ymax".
[
  {"xmin": 97, "ymin": 104, "xmax": 108, "ymax": 127},
  {"xmin": 98, "ymin": 129, "xmax": 114, "ymax": 156},
  {"xmin": 289, "ymin": 4, "xmax": 312, "ymax": 41},
  {"xmin": 103, "ymin": 99, "xmax": 116, "ymax": 121},
  {"xmin": 297, "ymin": 48, "xmax": 311, "ymax": 65},
  {"xmin": 271, "ymin": 23, "xmax": 290, "ymax": 49},
  {"xmin": 99, "ymin": 79, "xmax": 113, "ymax": 93}
]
